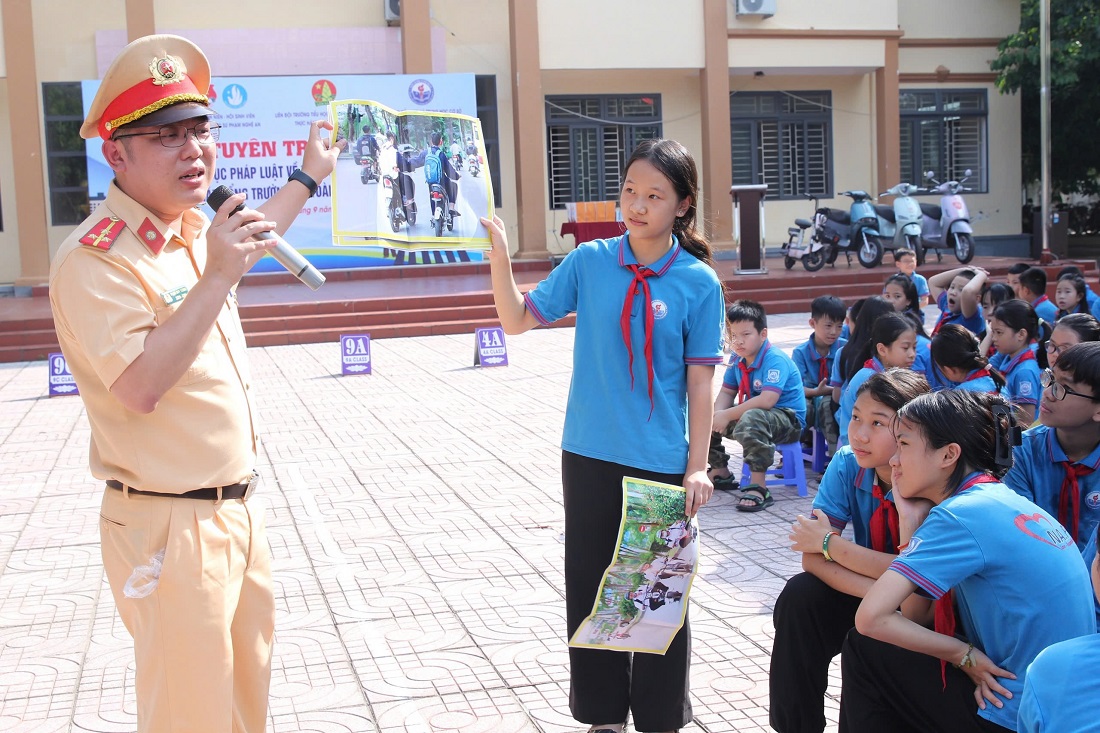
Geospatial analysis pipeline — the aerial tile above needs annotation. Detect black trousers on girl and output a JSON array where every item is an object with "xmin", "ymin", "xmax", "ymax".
[
  {"xmin": 562, "ymin": 451, "xmax": 692, "ymax": 732},
  {"xmin": 839, "ymin": 629, "xmax": 1012, "ymax": 733},
  {"xmin": 769, "ymin": 572, "xmax": 862, "ymax": 733}
]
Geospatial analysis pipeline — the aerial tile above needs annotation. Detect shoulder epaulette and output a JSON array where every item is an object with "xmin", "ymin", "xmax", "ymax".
[{"xmin": 79, "ymin": 216, "xmax": 125, "ymax": 251}]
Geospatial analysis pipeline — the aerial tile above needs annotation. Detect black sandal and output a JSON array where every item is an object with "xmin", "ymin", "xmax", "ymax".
[
  {"xmin": 712, "ymin": 473, "xmax": 740, "ymax": 491},
  {"xmin": 736, "ymin": 484, "xmax": 774, "ymax": 512}
]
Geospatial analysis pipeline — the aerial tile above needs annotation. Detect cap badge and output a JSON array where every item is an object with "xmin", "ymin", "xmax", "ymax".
[{"xmin": 149, "ymin": 54, "xmax": 185, "ymax": 86}]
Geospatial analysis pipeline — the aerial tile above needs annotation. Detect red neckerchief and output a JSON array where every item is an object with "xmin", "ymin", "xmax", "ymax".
[
  {"xmin": 737, "ymin": 360, "xmax": 751, "ymax": 403},
  {"xmin": 931, "ymin": 309, "xmax": 952, "ymax": 336},
  {"xmin": 1001, "ymin": 345, "xmax": 1037, "ymax": 375},
  {"xmin": 933, "ymin": 472, "xmax": 999, "ymax": 688},
  {"xmin": 815, "ymin": 339, "xmax": 829, "ymax": 383},
  {"xmin": 1033, "ymin": 295, "xmax": 1051, "ymax": 308},
  {"xmin": 621, "ymin": 263, "xmax": 657, "ymax": 418},
  {"xmin": 962, "ymin": 368, "xmax": 997, "ymax": 392},
  {"xmin": 867, "ymin": 471, "xmax": 899, "ymax": 554},
  {"xmin": 862, "ymin": 357, "xmax": 884, "ymax": 372},
  {"xmin": 1059, "ymin": 462, "xmax": 1095, "ymax": 544}
]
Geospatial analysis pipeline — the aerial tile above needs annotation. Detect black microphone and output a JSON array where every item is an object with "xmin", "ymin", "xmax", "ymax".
[{"xmin": 206, "ymin": 185, "xmax": 326, "ymax": 290}]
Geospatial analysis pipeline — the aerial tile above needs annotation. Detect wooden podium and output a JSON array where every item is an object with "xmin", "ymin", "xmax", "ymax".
[{"xmin": 730, "ymin": 184, "xmax": 769, "ymax": 274}]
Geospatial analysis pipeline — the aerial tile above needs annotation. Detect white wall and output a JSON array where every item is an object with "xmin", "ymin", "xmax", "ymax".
[
  {"xmin": 729, "ymin": 0, "xmax": 898, "ymax": 31},
  {"xmin": 899, "ymin": 0, "xmax": 1019, "ymax": 39}
]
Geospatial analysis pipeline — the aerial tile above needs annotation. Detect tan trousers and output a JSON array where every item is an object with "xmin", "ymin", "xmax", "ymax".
[{"xmin": 99, "ymin": 487, "xmax": 275, "ymax": 733}]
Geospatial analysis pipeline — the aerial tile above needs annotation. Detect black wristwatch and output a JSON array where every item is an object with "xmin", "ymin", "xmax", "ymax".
[{"xmin": 288, "ymin": 169, "xmax": 318, "ymax": 196}]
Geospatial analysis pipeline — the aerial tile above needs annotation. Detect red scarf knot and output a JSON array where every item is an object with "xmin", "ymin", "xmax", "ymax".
[
  {"xmin": 1059, "ymin": 461, "xmax": 1095, "ymax": 544},
  {"xmin": 620, "ymin": 264, "xmax": 657, "ymax": 418}
]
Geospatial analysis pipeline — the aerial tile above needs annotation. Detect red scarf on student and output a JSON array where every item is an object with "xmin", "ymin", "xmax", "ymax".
[
  {"xmin": 1059, "ymin": 462, "xmax": 1095, "ymax": 545},
  {"xmin": 863, "ymin": 358, "xmax": 885, "ymax": 372},
  {"xmin": 620, "ymin": 264, "xmax": 657, "ymax": 418},
  {"xmin": 931, "ymin": 309, "xmax": 952, "ymax": 336},
  {"xmin": 737, "ymin": 360, "xmax": 751, "ymax": 403},
  {"xmin": 962, "ymin": 368, "xmax": 997, "ymax": 393},
  {"xmin": 870, "ymin": 477, "xmax": 899, "ymax": 554},
  {"xmin": 933, "ymin": 473, "xmax": 999, "ymax": 688}
]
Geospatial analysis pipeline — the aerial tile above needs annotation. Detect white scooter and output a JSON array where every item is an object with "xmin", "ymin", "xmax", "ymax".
[
  {"xmin": 874, "ymin": 182, "xmax": 926, "ymax": 264},
  {"xmin": 783, "ymin": 194, "xmax": 828, "ymax": 271},
  {"xmin": 920, "ymin": 169, "xmax": 976, "ymax": 264}
]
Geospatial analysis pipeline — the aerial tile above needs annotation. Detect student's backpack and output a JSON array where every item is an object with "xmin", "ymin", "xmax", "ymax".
[{"xmin": 424, "ymin": 150, "xmax": 443, "ymax": 185}]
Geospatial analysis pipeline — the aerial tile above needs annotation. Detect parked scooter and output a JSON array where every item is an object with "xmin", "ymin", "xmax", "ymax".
[
  {"xmin": 812, "ymin": 190, "xmax": 884, "ymax": 269},
  {"xmin": 783, "ymin": 194, "xmax": 828, "ymax": 271},
  {"xmin": 874, "ymin": 182, "xmax": 926, "ymax": 264},
  {"xmin": 920, "ymin": 169, "xmax": 975, "ymax": 264}
]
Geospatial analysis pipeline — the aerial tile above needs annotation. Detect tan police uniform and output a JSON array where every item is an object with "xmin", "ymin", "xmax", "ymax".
[{"xmin": 49, "ymin": 35, "xmax": 274, "ymax": 733}]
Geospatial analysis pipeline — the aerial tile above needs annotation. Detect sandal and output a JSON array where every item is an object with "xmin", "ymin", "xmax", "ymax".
[
  {"xmin": 736, "ymin": 484, "xmax": 774, "ymax": 512},
  {"xmin": 711, "ymin": 473, "xmax": 740, "ymax": 491}
]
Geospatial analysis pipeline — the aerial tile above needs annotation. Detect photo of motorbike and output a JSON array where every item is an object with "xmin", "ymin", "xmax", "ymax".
[
  {"xmin": 920, "ymin": 169, "xmax": 975, "ymax": 263},
  {"xmin": 467, "ymin": 155, "xmax": 481, "ymax": 177},
  {"xmin": 429, "ymin": 182, "xmax": 454, "ymax": 238}
]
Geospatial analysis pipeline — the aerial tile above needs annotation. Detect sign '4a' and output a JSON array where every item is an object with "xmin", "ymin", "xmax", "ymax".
[
  {"xmin": 340, "ymin": 334, "xmax": 372, "ymax": 375},
  {"xmin": 474, "ymin": 327, "xmax": 508, "ymax": 367}
]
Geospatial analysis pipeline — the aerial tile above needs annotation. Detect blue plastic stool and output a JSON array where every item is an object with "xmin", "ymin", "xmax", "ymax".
[
  {"xmin": 802, "ymin": 427, "xmax": 830, "ymax": 474},
  {"xmin": 741, "ymin": 441, "xmax": 808, "ymax": 497}
]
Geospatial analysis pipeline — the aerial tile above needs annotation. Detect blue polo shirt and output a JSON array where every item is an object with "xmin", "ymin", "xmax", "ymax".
[
  {"xmin": 524, "ymin": 235, "xmax": 725, "ymax": 473},
  {"xmin": 911, "ymin": 272, "xmax": 930, "ymax": 299},
  {"xmin": 950, "ymin": 368, "xmax": 999, "ymax": 393},
  {"xmin": 812, "ymin": 447, "xmax": 893, "ymax": 550},
  {"xmin": 721, "ymin": 340, "xmax": 806, "ymax": 428},
  {"xmin": 991, "ymin": 345, "xmax": 1042, "ymax": 408},
  {"xmin": 934, "ymin": 291, "xmax": 985, "ymax": 336},
  {"xmin": 792, "ymin": 334, "xmax": 845, "ymax": 390},
  {"xmin": 1032, "ymin": 294, "xmax": 1059, "ymax": 324},
  {"xmin": 836, "ymin": 358, "xmax": 884, "ymax": 446},
  {"xmin": 1003, "ymin": 424, "xmax": 1100, "ymax": 550},
  {"xmin": 1018, "ymin": 634, "xmax": 1100, "ymax": 733},
  {"xmin": 891, "ymin": 478, "xmax": 1096, "ymax": 730},
  {"xmin": 828, "ymin": 343, "xmax": 847, "ymax": 389},
  {"xmin": 912, "ymin": 334, "xmax": 933, "ymax": 385}
]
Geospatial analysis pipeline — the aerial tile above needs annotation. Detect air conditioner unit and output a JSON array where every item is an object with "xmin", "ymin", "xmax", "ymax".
[
  {"xmin": 735, "ymin": 0, "xmax": 776, "ymax": 18},
  {"xmin": 384, "ymin": 0, "xmax": 401, "ymax": 25}
]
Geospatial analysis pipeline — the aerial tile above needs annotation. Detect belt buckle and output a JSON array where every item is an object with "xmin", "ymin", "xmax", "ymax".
[{"xmin": 243, "ymin": 471, "xmax": 260, "ymax": 500}]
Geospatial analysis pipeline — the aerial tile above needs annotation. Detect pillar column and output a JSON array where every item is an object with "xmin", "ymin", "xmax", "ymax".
[
  {"xmin": 700, "ymin": 0, "xmax": 734, "ymax": 251},
  {"xmin": 401, "ymin": 0, "xmax": 433, "ymax": 75},
  {"xmin": 507, "ymin": 0, "xmax": 548, "ymax": 259},
  {"xmin": 875, "ymin": 38, "xmax": 900, "ymax": 196},
  {"xmin": 124, "ymin": 0, "xmax": 155, "ymax": 41}
]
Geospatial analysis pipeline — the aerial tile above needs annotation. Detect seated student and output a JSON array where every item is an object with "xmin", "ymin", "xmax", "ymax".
[
  {"xmin": 840, "ymin": 390, "xmax": 1096, "ymax": 733},
  {"xmin": 988, "ymin": 300, "xmax": 1044, "ymax": 424},
  {"xmin": 831, "ymin": 298, "xmax": 893, "ymax": 413},
  {"xmin": 893, "ymin": 247, "xmax": 930, "ymax": 310},
  {"xmin": 770, "ymin": 370, "xmax": 930, "ymax": 733},
  {"xmin": 928, "ymin": 266, "xmax": 988, "ymax": 338},
  {"xmin": 792, "ymin": 295, "xmax": 846, "ymax": 453},
  {"xmin": 1018, "ymin": 521, "xmax": 1100, "ymax": 733},
  {"xmin": 979, "ymin": 283, "xmax": 1015, "ymax": 358},
  {"xmin": 931, "ymin": 324, "xmax": 1005, "ymax": 394},
  {"xmin": 834, "ymin": 298, "xmax": 863, "ymax": 358},
  {"xmin": 709, "ymin": 300, "xmax": 806, "ymax": 512},
  {"xmin": 881, "ymin": 275, "xmax": 935, "ymax": 388},
  {"xmin": 1046, "ymin": 312, "xmax": 1100, "ymax": 369},
  {"xmin": 837, "ymin": 312, "xmax": 917, "ymax": 448},
  {"xmin": 1055, "ymin": 273, "xmax": 1090, "ymax": 320},
  {"xmin": 1057, "ymin": 264, "xmax": 1100, "ymax": 319},
  {"xmin": 1006, "ymin": 261, "xmax": 1031, "ymax": 300},
  {"xmin": 1003, "ymin": 342, "xmax": 1100, "ymax": 550},
  {"xmin": 1020, "ymin": 266, "xmax": 1059, "ymax": 324}
]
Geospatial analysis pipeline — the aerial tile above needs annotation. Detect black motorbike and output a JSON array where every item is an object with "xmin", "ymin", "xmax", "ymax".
[{"xmin": 429, "ymin": 182, "xmax": 454, "ymax": 238}]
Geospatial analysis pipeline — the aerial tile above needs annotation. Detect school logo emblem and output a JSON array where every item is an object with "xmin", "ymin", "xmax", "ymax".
[
  {"xmin": 767, "ymin": 368, "xmax": 780, "ymax": 382},
  {"xmin": 1087, "ymin": 491, "xmax": 1100, "ymax": 510},
  {"xmin": 1020, "ymin": 381, "xmax": 1033, "ymax": 396},
  {"xmin": 409, "ymin": 78, "xmax": 435, "ymax": 105},
  {"xmin": 311, "ymin": 80, "xmax": 337, "ymax": 106},
  {"xmin": 899, "ymin": 537, "xmax": 921, "ymax": 556},
  {"xmin": 651, "ymin": 300, "xmax": 668, "ymax": 319},
  {"xmin": 1014, "ymin": 512, "xmax": 1074, "ymax": 550},
  {"xmin": 753, "ymin": 379, "xmax": 762, "ymax": 391},
  {"xmin": 222, "ymin": 83, "xmax": 247, "ymax": 109}
]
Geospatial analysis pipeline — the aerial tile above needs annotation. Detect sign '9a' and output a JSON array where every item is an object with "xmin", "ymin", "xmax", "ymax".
[{"xmin": 340, "ymin": 334, "xmax": 372, "ymax": 375}]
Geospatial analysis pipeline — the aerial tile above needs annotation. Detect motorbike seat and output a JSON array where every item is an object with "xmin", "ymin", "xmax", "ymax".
[
  {"xmin": 823, "ymin": 208, "xmax": 850, "ymax": 226},
  {"xmin": 794, "ymin": 218, "xmax": 813, "ymax": 229},
  {"xmin": 920, "ymin": 203, "xmax": 943, "ymax": 220},
  {"xmin": 874, "ymin": 205, "xmax": 896, "ymax": 224}
]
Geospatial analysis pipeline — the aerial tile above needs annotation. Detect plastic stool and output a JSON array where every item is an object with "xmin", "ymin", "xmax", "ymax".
[
  {"xmin": 741, "ymin": 441, "xmax": 808, "ymax": 497},
  {"xmin": 802, "ymin": 427, "xmax": 830, "ymax": 474}
]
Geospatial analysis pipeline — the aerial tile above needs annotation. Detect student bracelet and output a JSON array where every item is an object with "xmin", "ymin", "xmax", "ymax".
[
  {"xmin": 288, "ymin": 169, "xmax": 318, "ymax": 196},
  {"xmin": 822, "ymin": 531, "xmax": 839, "ymax": 562},
  {"xmin": 954, "ymin": 643, "xmax": 976, "ymax": 669}
]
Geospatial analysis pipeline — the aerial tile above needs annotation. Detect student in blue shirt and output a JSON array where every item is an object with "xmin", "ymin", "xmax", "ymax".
[
  {"xmin": 710, "ymin": 300, "xmax": 806, "ymax": 512},
  {"xmin": 1020, "ymin": 267, "xmax": 1059, "ymax": 325},
  {"xmin": 837, "ymin": 313, "xmax": 917, "ymax": 447},
  {"xmin": 831, "ymin": 298, "xmax": 894, "ymax": 411},
  {"xmin": 1057, "ymin": 264, "xmax": 1100, "ymax": 320},
  {"xmin": 1044, "ymin": 313, "xmax": 1100, "ymax": 370},
  {"xmin": 988, "ymin": 300, "xmax": 1044, "ymax": 424},
  {"xmin": 893, "ymin": 247, "xmax": 929, "ymax": 310},
  {"xmin": 978, "ymin": 283, "xmax": 1016, "ymax": 359},
  {"xmin": 1003, "ymin": 342, "xmax": 1100, "ymax": 550},
  {"xmin": 1054, "ymin": 274, "xmax": 1090, "ymax": 320},
  {"xmin": 1018, "ymin": 522, "xmax": 1100, "ymax": 733},
  {"xmin": 483, "ymin": 139, "xmax": 726, "ymax": 733},
  {"xmin": 932, "ymin": 324, "xmax": 1005, "ymax": 394},
  {"xmin": 929, "ymin": 266, "xmax": 988, "ymax": 338},
  {"xmin": 840, "ymin": 390, "xmax": 1096, "ymax": 733},
  {"xmin": 770, "ymin": 370, "xmax": 930, "ymax": 733},
  {"xmin": 791, "ymin": 295, "xmax": 846, "ymax": 454}
]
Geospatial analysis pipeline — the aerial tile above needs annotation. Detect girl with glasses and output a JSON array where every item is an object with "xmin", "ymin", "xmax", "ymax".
[
  {"xmin": 1045, "ymin": 312, "xmax": 1100, "ymax": 369},
  {"xmin": 840, "ymin": 390, "xmax": 1095, "ymax": 732}
]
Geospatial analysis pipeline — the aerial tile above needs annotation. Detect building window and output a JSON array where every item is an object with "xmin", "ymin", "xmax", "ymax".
[
  {"xmin": 545, "ymin": 94, "xmax": 662, "ymax": 209},
  {"xmin": 730, "ymin": 91, "xmax": 833, "ymax": 200},
  {"xmin": 475, "ymin": 75, "xmax": 502, "ymax": 208},
  {"xmin": 900, "ymin": 89, "xmax": 987, "ymax": 193},
  {"xmin": 43, "ymin": 82, "xmax": 90, "ymax": 226}
]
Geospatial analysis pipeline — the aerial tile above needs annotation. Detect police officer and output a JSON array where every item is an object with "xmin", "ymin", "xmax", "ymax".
[{"xmin": 48, "ymin": 35, "xmax": 343, "ymax": 732}]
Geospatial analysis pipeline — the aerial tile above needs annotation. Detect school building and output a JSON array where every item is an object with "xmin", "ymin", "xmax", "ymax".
[{"xmin": 0, "ymin": 0, "xmax": 1023, "ymax": 290}]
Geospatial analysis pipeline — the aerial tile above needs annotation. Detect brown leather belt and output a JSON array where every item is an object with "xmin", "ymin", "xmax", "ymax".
[{"xmin": 106, "ymin": 478, "xmax": 252, "ymax": 500}]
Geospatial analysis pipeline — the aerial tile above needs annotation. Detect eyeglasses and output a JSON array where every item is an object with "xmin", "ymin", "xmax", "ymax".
[
  {"xmin": 113, "ymin": 122, "xmax": 221, "ymax": 148},
  {"xmin": 1040, "ymin": 368, "xmax": 1100, "ymax": 401},
  {"xmin": 1045, "ymin": 341, "xmax": 1072, "ymax": 355}
]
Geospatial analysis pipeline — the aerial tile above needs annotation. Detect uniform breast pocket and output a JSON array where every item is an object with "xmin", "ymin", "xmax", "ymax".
[{"xmin": 154, "ymin": 304, "xmax": 219, "ymax": 386}]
